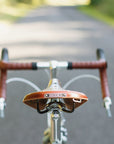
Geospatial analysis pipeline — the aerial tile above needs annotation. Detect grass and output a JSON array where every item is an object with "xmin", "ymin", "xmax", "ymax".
[
  {"xmin": 0, "ymin": 2, "xmax": 40, "ymax": 24},
  {"xmin": 78, "ymin": 6, "xmax": 114, "ymax": 27}
]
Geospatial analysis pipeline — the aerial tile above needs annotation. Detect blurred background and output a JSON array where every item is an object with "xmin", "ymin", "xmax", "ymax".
[{"xmin": 0, "ymin": 0, "xmax": 114, "ymax": 144}]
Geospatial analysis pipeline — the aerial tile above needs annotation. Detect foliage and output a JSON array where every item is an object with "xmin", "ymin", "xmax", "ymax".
[
  {"xmin": 98, "ymin": 0, "xmax": 114, "ymax": 17},
  {"xmin": 6, "ymin": 0, "xmax": 42, "ymax": 5},
  {"xmin": 78, "ymin": 6, "xmax": 114, "ymax": 26},
  {"xmin": 90, "ymin": 0, "xmax": 102, "ymax": 6},
  {"xmin": 0, "ymin": 0, "xmax": 42, "ymax": 23},
  {"xmin": 89, "ymin": 0, "xmax": 114, "ymax": 18}
]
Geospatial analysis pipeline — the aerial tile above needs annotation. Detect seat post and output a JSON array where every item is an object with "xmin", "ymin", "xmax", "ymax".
[{"xmin": 50, "ymin": 109, "xmax": 61, "ymax": 144}]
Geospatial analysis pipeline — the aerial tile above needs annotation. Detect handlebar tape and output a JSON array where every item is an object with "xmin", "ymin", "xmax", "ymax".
[
  {"xmin": 0, "ymin": 71, "xmax": 7, "ymax": 99},
  {"xmin": 100, "ymin": 68, "xmax": 110, "ymax": 99},
  {"xmin": 68, "ymin": 49, "xmax": 107, "ymax": 70},
  {"xmin": 0, "ymin": 62, "xmax": 38, "ymax": 70},
  {"xmin": 96, "ymin": 49, "xmax": 110, "ymax": 99},
  {"xmin": 0, "ymin": 49, "xmax": 37, "ymax": 99},
  {"xmin": 0, "ymin": 48, "xmax": 9, "ymax": 99},
  {"xmin": 67, "ymin": 61, "xmax": 107, "ymax": 69}
]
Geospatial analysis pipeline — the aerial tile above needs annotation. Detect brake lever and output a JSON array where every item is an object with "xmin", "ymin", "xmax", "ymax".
[
  {"xmin": 104, "ymin": 97, "xmax": 112, "ymax": 117},
  {"xmin": 0, "ymin": 98, "xmax": 6, "ymax": 118}
]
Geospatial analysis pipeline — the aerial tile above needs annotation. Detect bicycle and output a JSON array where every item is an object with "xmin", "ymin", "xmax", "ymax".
[{"xmin": 0, "ymin": 48, "xmax": 112, "ymax": 144}]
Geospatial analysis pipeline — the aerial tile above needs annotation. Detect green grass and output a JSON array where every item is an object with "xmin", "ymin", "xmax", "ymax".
[
  {"xmin": 78, "ymin": 6, "xmax": 114, "ymax": 27},
  {"xmin": 0, "ymin": 3, "xmax": 41, "ymax": 24}
]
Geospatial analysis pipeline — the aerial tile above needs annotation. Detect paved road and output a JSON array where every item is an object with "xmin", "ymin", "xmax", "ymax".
[{"xmin": 0, "ymin": 6, "xmax": 114, "ymax": 144}]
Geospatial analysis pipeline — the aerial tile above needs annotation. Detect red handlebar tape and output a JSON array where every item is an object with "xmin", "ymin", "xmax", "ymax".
[
  {"xmin": 0, "ymin": 62, "xmax": 37, "ymax": 70},
  {"xmin": 68, "ymin": 61, "xmax": 107, "ymax": 69}
]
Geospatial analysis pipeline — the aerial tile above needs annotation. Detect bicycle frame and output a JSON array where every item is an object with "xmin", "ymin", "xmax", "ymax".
[
  {"xmin": 44, "ymin": 108, "xmax": 67, "ymax": 144},
  {"xmin": 0, "ymin": 48, "xmax": 112, "ymax": 144},
  {"xmin": 42, "ymin": 61, "xmax": 68, "ymax": 144}
]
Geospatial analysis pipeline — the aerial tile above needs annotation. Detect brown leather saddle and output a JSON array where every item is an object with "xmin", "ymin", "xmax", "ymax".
[{"xmin": 23, "ymin": 90, "xmax": 88, "ymax": 113}]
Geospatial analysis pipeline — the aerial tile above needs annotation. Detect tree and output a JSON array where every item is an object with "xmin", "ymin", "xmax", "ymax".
[{"xmin": 90, "ymin": 0, "xmax": 102, "ymax": 6}]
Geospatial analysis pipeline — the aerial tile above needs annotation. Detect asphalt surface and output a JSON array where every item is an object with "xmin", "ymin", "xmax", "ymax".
[{"xmin": 0, "ymin": 6, "xmax": 114, "ymax": 144}]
